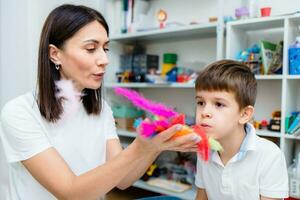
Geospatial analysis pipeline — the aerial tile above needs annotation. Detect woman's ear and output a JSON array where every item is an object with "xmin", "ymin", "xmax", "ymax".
[
  {"xmin": 239, "ymin": 105, "xmax": 254, "ymax": 124},
  {"xmin": 48, "ymin": 44, "xmax": 61, "ymax": 65}
]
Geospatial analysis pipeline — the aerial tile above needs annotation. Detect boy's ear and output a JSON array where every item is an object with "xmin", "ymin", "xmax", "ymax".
[
  {"xmin": 48, "ymin": 44, "xmax": 61, "ymax": 65},
  {"xmin": 239, "ymin": 105, "xmax": 254, "ymax": 124}
]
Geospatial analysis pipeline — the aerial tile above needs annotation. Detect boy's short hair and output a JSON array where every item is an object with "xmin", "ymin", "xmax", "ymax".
[{"xmin": 195, "ymin": 59, "xmax": 257, "ymax": 110}]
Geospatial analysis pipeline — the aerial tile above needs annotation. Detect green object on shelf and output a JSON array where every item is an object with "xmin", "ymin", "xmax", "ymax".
[
  {"xmin": 260, "ymin": 40, "xmax": 277, "ymax": 74},
  {"xmin": 163, "ymin": 53, "xmax": 177, "ymax": 64},
  {"xmin": 112, "ymin": 104, "xmax": 144, "ymax": 118}
]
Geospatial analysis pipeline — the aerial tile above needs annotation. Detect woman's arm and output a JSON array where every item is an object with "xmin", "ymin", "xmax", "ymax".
[
  {"xmin": 22, "ymin": 125, "xmax": 198, "ymax": 200},
  {"xmin": 22, "ymin": 139, "xmax": 146, "ymax": 200}
]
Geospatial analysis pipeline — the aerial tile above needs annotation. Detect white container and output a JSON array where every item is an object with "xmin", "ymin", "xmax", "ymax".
[{"xmin": 288, "ymin": 153, "xmax": 300, "ymax": 198}]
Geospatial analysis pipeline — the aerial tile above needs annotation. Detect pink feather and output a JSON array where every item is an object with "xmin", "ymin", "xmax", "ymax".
[
  {"xmin": 114, "ymin": 87, "xmax": 177, "ymax": 118},
  {"xmin": 55, "ymin": 80, "xmax": 83, "ymax": 121}
]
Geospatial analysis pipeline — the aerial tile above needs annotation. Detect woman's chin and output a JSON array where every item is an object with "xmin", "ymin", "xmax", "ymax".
[{"xmin": 87, "ymin": 81, "xmax": 102, "ymax": 90}]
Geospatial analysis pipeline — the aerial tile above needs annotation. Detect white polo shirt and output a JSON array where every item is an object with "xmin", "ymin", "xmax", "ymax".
[{"xmin": 195, "ymin": 123, "xmax": 288, "ymax": 200}]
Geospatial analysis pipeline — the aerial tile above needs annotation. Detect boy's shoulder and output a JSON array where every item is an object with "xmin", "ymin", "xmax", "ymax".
[{"xmin": 253, "ymin": 135, "xmax": 283, "ymax": 158}]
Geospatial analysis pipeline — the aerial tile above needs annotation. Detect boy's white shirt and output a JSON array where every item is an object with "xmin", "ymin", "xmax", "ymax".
[{"xmin": 195, "ymin": 123, "xmax": 288, "ymax": 200}]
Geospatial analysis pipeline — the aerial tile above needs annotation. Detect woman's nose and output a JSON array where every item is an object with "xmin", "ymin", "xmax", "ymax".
[{"xmin": 96, "ymin": 50, "xmax": 109, "ymax": 67}]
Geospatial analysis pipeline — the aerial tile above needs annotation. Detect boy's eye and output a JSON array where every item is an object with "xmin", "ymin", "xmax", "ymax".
[
  {"xmin": 216, "ymin": 102, "xmax": 225, "ymax": 107},
  {"xmin": 197, "ymin": 101, "xmax": 204, "ymax": 106}
]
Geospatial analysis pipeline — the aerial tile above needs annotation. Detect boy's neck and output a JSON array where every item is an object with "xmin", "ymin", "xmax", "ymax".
[{"xmin": 218, "ymin": 125, "xmax": 246, "ymax": 166}]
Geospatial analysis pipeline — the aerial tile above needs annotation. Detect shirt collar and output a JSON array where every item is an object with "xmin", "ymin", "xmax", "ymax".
[{"xmin": 211, "ymin": 123, "xmax": 257, "ymax": 166}]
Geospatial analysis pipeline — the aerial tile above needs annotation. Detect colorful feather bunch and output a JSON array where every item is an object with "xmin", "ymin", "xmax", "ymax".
[{"xmin": 114, "ymin": 87, "xmax": 222, "ymax": 161}]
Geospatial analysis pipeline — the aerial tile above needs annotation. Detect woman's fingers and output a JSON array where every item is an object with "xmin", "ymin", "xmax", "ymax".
[
  {"xmin": 154, "ymin": 124, "xmax": 183, "ymax": 142},
  {"xmin": 162, "ymin": 133, "xmax": 201, "ymax": 151}
]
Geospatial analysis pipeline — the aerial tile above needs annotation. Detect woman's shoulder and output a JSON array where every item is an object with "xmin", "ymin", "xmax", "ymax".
[{"xmin": 1, "ymin": 92, "xmax": 37, "ymax": 122}]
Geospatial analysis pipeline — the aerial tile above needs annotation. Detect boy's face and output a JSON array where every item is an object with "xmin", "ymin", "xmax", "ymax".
[{"xmin": 195, "ymin": 90, "xmax": 247, "ymax": 140}]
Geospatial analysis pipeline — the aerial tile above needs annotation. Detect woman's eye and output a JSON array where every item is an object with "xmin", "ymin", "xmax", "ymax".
[
  {"xmin": 103, "ymin": 48, "xmax": 109, "ymax": 52},
  {"xmin": 86, "ymin": 48, "xmax": 96, "ymax": 53}
]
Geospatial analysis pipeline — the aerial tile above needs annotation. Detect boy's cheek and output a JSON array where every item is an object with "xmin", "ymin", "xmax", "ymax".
[{"xmin": 195, "ymin": 114, "xmax": 202, "ymax": 124}]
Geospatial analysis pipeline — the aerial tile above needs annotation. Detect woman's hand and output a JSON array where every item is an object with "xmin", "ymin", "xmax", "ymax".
[{"xmin": 134, "ymin": 124, "xmax": 201, "ymax": 155}]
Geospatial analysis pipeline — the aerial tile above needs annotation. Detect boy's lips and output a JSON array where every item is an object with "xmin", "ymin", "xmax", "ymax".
[{"xmin": 200, "ymin": 123, "xmax": 212, "ymax": 128}]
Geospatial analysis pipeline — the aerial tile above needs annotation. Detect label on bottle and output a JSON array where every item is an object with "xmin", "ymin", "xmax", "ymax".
[{"xmin": 290, "ymin": 178, "xmax": 300, "ymax": 196}]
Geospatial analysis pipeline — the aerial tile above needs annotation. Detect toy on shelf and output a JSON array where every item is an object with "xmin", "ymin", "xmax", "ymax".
[
  {"xmin": 236, "ymin": 44, "xmax": 262, "ymax": 74},
  {"xmin": 260, "ymin": 7, "xmax": 271, "ymax": 17},
  {"xmin": 253, "ymin": 111, "xmax": 281, "ymax": 132},
  {"xmin": 157, "ymin": 9, "xmax": 167, "ymax": 29},
  {"xmin": 268, "ymin": 110, "xmax": 281, "ymax": 132},
  {"xmin": 114, "ymin": 87, "xmax": 223, "ymax": 161},
  {"xmin": 287, "ymin": 112, "xmax": 300, "ymax": 135}
]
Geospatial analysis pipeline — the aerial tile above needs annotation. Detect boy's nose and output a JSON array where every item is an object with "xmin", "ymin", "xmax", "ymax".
[
  {"xmin": 201, "ymin": 106, "xmax": 212, "ymax": 118},
  {"xmin": 201, "ymin": 112, "xmax": 212, "ymax": 118}
]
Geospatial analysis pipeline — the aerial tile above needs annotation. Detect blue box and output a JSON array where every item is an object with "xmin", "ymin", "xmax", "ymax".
[{"xmin": 289, "ymin": 48, "xmax": 300, "ymax": 75}]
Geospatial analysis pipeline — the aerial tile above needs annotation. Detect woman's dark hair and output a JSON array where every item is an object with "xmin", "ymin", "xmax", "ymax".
[{"xmin": 37, "ymin": 4, "xmax": 109, "ymax": 122}]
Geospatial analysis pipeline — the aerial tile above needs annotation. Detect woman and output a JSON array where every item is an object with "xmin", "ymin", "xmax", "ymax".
[{"xmin": 0, "ymin": 4, "xmax": 200, "ymax": 200}]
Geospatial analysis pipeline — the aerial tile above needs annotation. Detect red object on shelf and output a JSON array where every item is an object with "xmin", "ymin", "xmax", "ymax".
[
  {"xmin": 261, "ymin": 7, "xmax": 271, "ymax": 17},
  {"xmin": 261, "ymin": 119, "xmax": 268, "ymax": 127},
  {"xmin": 285, "ymin": 198, "xmax": 300, "ymax": 200}
]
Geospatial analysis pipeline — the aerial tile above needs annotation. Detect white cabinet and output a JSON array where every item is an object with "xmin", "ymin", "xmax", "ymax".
[
  {"xmin": 226, "ymin": 15, "xmax": 300, "ymax": 166},
  {"xmin": 103, "ymin": 0, "xmax": 300, "ymax": 198},
  {"xmin": 104, "ymin": 1, "xmax": 224, "ymax": 199}
]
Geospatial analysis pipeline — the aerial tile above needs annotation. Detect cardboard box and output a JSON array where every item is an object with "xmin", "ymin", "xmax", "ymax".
[{"xmin": 115, "ymin": 118, "xmax": 135, "ymax": 131}]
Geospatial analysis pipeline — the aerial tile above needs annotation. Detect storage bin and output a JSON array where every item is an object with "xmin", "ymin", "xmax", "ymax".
[{"xmin": 289, "ymin": 48, "xmax": 300, "ymax": 75}]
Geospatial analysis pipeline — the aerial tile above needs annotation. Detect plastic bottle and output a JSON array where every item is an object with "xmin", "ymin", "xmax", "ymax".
[
  {"xmin": 288, "ymin": 152, "xmax": 300, "ymax": 198},
  {"xmin": 291, "ymin": 36, "xmax": 300, "ymax": 48},
  {"xmin": 242, "ymin": 0, "xmax": 258, "ymax": 18},
  {"xmin": 248, "ymin": 0, "xmax": 258, "ymax": 18}
]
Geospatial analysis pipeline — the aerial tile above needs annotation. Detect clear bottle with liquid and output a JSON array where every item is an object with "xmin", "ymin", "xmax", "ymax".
[
  {"xmin": 288, "ymin": 152, "xmax": 300, "ymax": 198},
  {"xmin": 242, "ymin": 0, "xmax": 258, "ymax": 18}
]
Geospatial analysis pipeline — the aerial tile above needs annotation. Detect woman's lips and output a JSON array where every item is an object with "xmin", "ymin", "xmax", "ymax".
[{"xmin": 92, "ymin": 72, "xmax": 105, "ymax": 80}]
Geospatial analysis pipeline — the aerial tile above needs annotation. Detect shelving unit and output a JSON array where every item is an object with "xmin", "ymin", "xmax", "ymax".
[
  {"xmin": 226, "ymin": 14, "xmax": 300, "ymax": 166},
  {"xmin": 110, "ymin": 22, "xmax": 217, "ymax": 43},
  {"xmin": 104, "ymin": 0, "xmax": 300, "ymax": 198},
  {"xmin": 104, "ymin": 2, "xmax": 223, "ymax": 198},
  {"xmin": 133, "ymin": 180, "xmax": 196, "ymax": 200}
]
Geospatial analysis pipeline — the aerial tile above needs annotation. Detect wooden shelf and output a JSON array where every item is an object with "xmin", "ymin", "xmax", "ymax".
[
  {"xmin": 256, "ymin": 129, "xmax": 281, "ymax": 138},
  {"xmin": 255, "ymin": 75, "xmax": 283, "ymax": 80},
  {"xmin": 133, "ymin": 179, "xmax": 196, "ymax": 200},
  {"xmin": 286, "ymin": 75, "xmax": 300, "ymax": 79},
  {"xmin": 105, "ymin": 82, "xmax": 195, "ymax": 88},
  {"xmin": 110, "ymin": 23, "xmax": 217, "ymax": 43},
  {"xmin": 285, "ymin": 134, "xmax": 300, "ymax": 140},
  {"xmin": 227, "ymin": 16, "xmax": 285, "ymax": 31},
  {"xmin": 117, "ymin": 129, "xmax": 137, "ymax": 138}
]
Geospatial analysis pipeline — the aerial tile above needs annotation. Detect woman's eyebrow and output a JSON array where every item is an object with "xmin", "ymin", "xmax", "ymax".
[{"xmin": 83, "ymin": 39, "xmax": 98, "ymax": 43}]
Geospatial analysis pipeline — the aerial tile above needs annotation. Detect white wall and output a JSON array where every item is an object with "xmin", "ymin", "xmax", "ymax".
[
  {"xmin": 0, "ymin": 0, "xmax": 104, "ymax": 197},
  {"xmin": 0, "ymin": 0, "xmax": 105, "ymax": 109}
]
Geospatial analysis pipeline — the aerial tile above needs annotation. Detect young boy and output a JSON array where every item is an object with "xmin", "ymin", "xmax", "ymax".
[{"xmin": 194, "ymin": 60, "xmax": 288, "ymax": 200}]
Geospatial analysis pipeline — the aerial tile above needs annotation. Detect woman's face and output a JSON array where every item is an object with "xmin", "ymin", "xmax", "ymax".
[{"xmin": 54, "ymin": 20, "xmax": 109, "ymax": 91}]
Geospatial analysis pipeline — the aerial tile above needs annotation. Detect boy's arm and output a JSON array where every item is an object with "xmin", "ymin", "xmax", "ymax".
[{"xmin": 195, "ymin": 188, "xmax": 208, "ymax": 200}]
